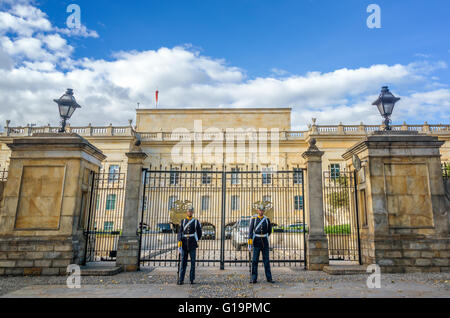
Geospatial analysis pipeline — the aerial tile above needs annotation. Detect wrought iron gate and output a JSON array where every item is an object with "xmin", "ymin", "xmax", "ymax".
[
  {"xmin": 139, "ymin": 167, "xmax": 306, "ymax": 269},
  {"xmin": 323, "ymin": 170, "xmax": 361, "ymax": 263},
  {"xmin": 83, "ymin": 171, "xmax": 126, "ymax": 263}
]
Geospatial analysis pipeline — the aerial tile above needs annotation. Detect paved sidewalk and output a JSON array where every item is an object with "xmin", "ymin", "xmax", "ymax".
[{"xmin": 1, "ymin": 267, "xmax": 449, "ymax": 298}]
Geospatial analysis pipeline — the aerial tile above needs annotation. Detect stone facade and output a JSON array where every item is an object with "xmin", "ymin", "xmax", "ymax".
[
  {"xmin": 0, "ymin": 110, "xmax": 449, "ymax": 174},
  {"xmin": 0, "ymin": 134, "xmax": 105, "ymax": 276},
  {"xmin": 343, "ymin": 132, "xmax": 449, "ymax": 273}
]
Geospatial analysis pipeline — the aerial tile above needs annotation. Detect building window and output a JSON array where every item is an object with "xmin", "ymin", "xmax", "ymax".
[
  {"xmin": 294, "ymin": 196, "xmax": 304, "ymax": 210},
  {"xmin": 293, "ymin": 168, "xmax": 303, "ymax": 184},
  {"xmin": 202, "ymin": 170, "xmax": 212, "ymax": 185},
  {"xmin": 106, "ymin": 194, "xmax": 116, "ymax": 210},
  {"xmin": 168, "ymin": 196, "xmax": 177, "ymax": 211},
  {"xmin": 170, "ymin": 169, "xmax": 180, "ymax": 185},
  {"xmin": 104, "ymin": 221, "xmax": 114, "ymax": 232},
  {"xmin": 108, "ymin": 165, "xmax": 120, "ymax": 182},
  {"xmin": 231, "ymin": 195, "xmax": 240, "ymax": 211},
  {"xmin": 262, "ymin": 172, "xmax": 272, "ymax": 185},
  {"xmin": 201, "ymin": 196, "xmax": 210, "ymax": 211},
  {"xmin": 330, "ymin": 164, "xmax": 341, "ymax": 178},
  {"xmin": 231, "ymin": 167, "xmax": 240, "ymax": 185}
]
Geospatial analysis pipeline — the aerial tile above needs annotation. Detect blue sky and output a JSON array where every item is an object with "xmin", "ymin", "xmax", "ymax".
[
  {"xmin": 42, "ymin": 0, "xmax": 450, "ymax": 77},
  {"xmin": 0, "ymin": 0, "xmax": 449, "ymax": 129}
]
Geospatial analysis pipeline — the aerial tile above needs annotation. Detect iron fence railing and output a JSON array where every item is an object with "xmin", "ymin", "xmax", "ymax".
[
  {"xmin": 443, "ymin": 163, "xmax": 449, "ymax": 181},
  {"xmin": 84, "ymin": 172, "xmax": 126, "ymax": 263},
  {"xmin": 139, "ymin": 165, "xmax": 306, "ymax": 269},
  {"xmin": 323, "ymin": 170, "xmax": 361, "ymax": 263},
  {"xmin": 0, "ymin": 168, "xmax": 8, "ymax": 182}
]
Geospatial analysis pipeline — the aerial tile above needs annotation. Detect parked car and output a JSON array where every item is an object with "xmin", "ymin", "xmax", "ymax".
[
  {"xmin": 231, "ymin": 217, "xmax": 252, "ymax": 251},
  {"xmin": 202, "ymin": 225, "xmax": 216, "ymax": 240},
  {"xmin": 225, "ymin": 225, "xmax": 234, "ymax": 240},
  {"xmin": 273, "ymin": 222, "xmax": 308, "ymax": 233},
  {"xmin": 286, "ymin": 222, "xmax": 308, "ymax": 233},
  {"xmin": 157, "ymin": 223, "xmax": 175, "ymax": 234}
]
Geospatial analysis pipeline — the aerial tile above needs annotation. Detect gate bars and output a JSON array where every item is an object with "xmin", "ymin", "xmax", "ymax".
[
  {"xmin": 138, "ymin": 166, "xmax": 306, "ymax": 269},
  {"xmin": 323, "ymin": 170, "xmax": 362, "ymax": 263},
  {"xmin": 83, "ymin": 171, "xmax": 126, "ymax": 263}
]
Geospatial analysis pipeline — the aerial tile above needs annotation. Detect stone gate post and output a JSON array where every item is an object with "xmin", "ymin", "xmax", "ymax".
[
  {"xmin": 302, "ymin": 139, "xmax": 329, "ymax": 270},
  {"xmin": 116, "ymin": 145, "xmax": 147, "ymax": 272},
  {"xmin": 343, "ymin": 131, "xmax": 449, "ymax": 273},
  {"xmin": 0, "ymin": 134, "xmax": 105, "ymax": 276}
]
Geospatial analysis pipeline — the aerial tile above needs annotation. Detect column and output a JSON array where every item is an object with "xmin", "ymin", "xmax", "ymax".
[
  {"xmin": 116, "ymin": 149, "xmax": 147, "ymax": 272},
  {"xmin": 302, "ymin": 139, "xmax": 329, "ymax": 270}
]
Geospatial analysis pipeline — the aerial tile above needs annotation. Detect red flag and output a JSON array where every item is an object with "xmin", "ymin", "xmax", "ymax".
[{"xmin": 155, "ymin": 90, "xmax": 159, "ymax": 106}]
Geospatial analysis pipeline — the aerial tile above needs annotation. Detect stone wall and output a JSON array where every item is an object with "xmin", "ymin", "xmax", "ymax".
[
  {"xmin": 0, "ymin": 236, "xmax": 78, "ymax": 276},
  {"xmin": 360, "ymin": 233, "xmax": 450, "ymax": 273}
]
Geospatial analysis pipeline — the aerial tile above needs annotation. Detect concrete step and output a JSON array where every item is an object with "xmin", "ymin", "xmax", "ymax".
[
  {"xmin": 323, "ymin": 265, "xmax": 367, "ymax": 275},
  {"xmin": 80, "ymin": 266, "xmax": 122, "ymax": 276}
]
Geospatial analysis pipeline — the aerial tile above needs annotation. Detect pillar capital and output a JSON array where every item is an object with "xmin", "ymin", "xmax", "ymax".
[
  {"xmin": 125, "ymin": 151, "xmax": 147, "ymax": 164},
  {"xmin": 302, "ymin": 138, "xmax": 324, "ymax": 161}
]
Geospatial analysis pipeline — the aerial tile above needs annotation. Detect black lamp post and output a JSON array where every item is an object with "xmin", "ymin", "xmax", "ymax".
[
  {"xmin": 54, "ymin": 88, "xmax": 81, "ymax": 133},
  {"xmin": 372, "ymin": 86, "xmax": 400, "ymax": 131}
]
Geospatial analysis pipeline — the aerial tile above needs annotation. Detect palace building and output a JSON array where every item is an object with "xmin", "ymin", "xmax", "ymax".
[
  {"xmin": 0, "ymin": 107, "xmax": 449, "ymax": 266},
  {"xmin": 1, "ymin": 107, "xmax": 449, "ymax": 172}
]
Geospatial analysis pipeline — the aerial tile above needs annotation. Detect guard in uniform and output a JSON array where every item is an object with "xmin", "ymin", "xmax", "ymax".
[
  {"xmin": 177, "ymin": 207, "xmax": 202, "ymax": 285},
  {"xmin": 248, "ymin": 203, "xmax": 274, "ymax": 283}
]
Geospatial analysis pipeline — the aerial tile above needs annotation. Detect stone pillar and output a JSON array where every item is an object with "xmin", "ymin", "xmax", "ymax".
[
  {"xmin": 302, "ymin": 139, "xmax": 329, "ymax": 270},
  {"xmin": 0, "ymin": 134, "xmax": 105, "ymax": 276},
  {"xmin": 116, "ymin": 148, "xmax": 147, "ymax": 272},
  {"xmin": 343, "ymin": 131, "xmax": 449, "ymax": 273}
]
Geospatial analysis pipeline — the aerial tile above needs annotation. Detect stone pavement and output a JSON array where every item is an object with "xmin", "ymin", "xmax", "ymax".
[
  {"xmin": 2, "ymin": 284, "xmax": 189, "ymax": 298},
  {"xmin": 1, "ymin": 267, "xmax": 449, "ymax": 298}
]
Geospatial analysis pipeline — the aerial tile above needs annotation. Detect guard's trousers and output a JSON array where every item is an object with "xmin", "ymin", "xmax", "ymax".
[
  {"xmin": 179, "ymin": 249, "xmax": 197, "ymax": 283},
  {"xmin": 251, "ymin": 245, "xmax": 272, "ymax": 282}
]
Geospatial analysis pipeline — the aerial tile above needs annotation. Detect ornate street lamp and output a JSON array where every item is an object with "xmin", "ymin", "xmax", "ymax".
[
  {"xmin": 372, "ymin": 86, "xmax": 400, "ymax": 131},
  {"xmin": 53, "ymin": 88, "xmax": 81, "ymax": 133}
]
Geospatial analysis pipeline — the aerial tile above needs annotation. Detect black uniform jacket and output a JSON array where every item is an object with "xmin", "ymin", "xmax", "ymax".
[
  {"xmin": 178, "ymin": 218, "xmax": 202, "ymax": 251},
  {"xmin": 248, "ymin": 216, "xmax": 272, "ymax": 248}
]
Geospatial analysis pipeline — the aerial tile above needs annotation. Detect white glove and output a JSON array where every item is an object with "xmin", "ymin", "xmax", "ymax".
[
  {"xmin": 248, "ymin": 244, "xmax": 252, "ymax": 252},
  {"xmin": 178, "ymin": 247, "xmax": 182, "ymax": 254}
]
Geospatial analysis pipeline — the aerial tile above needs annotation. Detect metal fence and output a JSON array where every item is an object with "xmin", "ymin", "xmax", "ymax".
[
  {"xmin": 139, "ymin": 166, "xmax": 306, "ymax": 269},
  {"xmin": 84, "ymin": 171, "xmax": 126, "ymax": 262},
  {"xmin": 0, "ymin": 168, "xmax": 8, "ymax": 182},
  {"xmin": 323, "ymin": 170, "xmax": 361, "ymax": 263},
  {"xmin": 443, "ymin": 163, "xmax": 449, "ymax": 181}
]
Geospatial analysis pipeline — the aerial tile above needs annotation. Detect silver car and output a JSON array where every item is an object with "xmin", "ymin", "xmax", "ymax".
[{"xmin": 231, "ymin": 217, "xmax": 252, "ymax": 251}]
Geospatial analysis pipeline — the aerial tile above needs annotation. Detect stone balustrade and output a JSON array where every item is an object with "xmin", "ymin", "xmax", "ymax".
[{"xmin": 1, "ymin": 123, "xmax": 449, "ymax": 141}]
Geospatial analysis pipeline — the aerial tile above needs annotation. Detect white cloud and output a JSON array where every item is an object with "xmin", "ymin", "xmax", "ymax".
[
  {"xmin": 0, "ymin": 2, "xmax": 448, "ymax": 131},
  {"xmin": 55, "ymin": 25, "xmax": 99, "ymax": 39}
]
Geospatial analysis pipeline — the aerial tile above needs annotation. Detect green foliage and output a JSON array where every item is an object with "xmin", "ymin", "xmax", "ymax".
[
  {"xmin": 325, "ymin": 224, "xmax": 351, "ymax": 234},
  {"xmin": 326, "ymin": 190, "xmax": 350, "ymax": 210}
]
